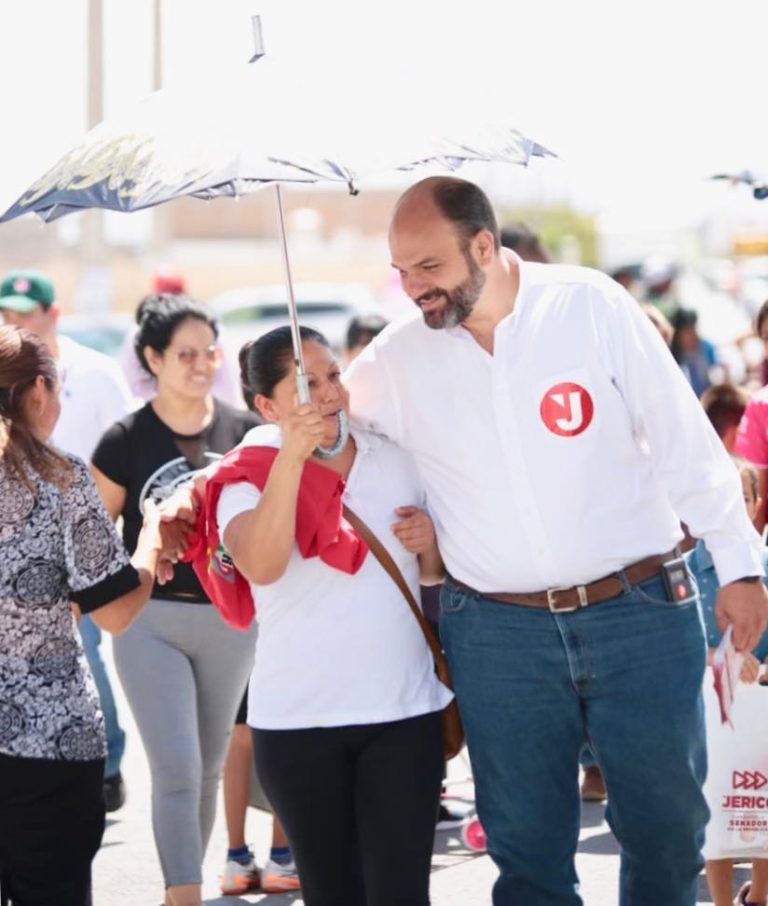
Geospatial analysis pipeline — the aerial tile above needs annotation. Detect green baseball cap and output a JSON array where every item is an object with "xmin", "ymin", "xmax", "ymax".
[{"xmin": 0, "ymin": 269, "xmax": 55, "ymax": 313}]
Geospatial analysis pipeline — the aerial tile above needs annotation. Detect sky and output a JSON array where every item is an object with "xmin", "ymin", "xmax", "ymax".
[{"xmin": 1, "ymin": 0, "xmax": 767, "ymax": 250}]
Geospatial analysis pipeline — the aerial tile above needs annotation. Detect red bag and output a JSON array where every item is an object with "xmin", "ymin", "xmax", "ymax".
[{"xmin": 181, "ymin": 445, "xmax": 368, "ymax": 629}]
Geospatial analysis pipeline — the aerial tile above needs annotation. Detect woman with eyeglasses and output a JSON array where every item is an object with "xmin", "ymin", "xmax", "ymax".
[{"xmin": 90, "ymin": 294, "xmax": 260, "ymax": 906}]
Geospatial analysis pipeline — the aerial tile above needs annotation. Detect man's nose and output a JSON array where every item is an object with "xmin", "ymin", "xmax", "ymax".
[{"xmin": 401, "ymin": 273, "xmax": 427, "ymax": 300}]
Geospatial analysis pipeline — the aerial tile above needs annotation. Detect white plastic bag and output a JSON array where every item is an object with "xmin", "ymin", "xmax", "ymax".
[{"xmin": 703, "ymin": 674, "xmax": 768, "ymax": 859}]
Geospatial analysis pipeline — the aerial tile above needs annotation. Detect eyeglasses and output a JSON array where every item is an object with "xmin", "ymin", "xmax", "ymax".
[{"xmin": 168, "ymin": 345, "xmax": 219, "ymax": 366}]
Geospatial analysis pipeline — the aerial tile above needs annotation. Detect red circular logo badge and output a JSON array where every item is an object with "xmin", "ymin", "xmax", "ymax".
[{"xmin": 540, "ymin": 382, "xmax": 594, "ymax": 437}]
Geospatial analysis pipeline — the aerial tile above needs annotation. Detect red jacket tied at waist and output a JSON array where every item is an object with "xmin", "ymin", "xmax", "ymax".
[{"xmin": 181, "ymin": 445, "xmax": 368, "ymax": 629}]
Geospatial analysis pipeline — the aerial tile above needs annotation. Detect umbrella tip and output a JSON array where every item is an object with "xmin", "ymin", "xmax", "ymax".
[{"xmin": 248, "ymin": 15, "xmax": 265, "ymax": 63}]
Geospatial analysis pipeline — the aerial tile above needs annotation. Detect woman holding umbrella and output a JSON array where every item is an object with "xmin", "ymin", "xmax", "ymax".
[{"xmin": 209, "ymin": 324, "xmax": 452, "ymax": 906}]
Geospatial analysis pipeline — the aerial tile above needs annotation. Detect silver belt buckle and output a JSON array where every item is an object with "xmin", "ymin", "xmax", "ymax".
[{"xmin": 546, "ymin": 585, "xmax": 589, "ymax": 613}]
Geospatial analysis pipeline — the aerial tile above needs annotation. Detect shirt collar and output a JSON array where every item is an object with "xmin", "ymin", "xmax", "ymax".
[
  {"xmin": 444, "ymin": 247, "xmax": 526, "ymax": 343},
  {"xmin": 349, "ymin": 425, "xmax": 383, "ymax": 455}
]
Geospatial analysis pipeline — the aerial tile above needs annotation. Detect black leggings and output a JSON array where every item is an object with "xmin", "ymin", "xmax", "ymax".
[
  {"xmin": 0, "ymin": 752, "xmax": 105, "ymax": 906},
  {"xmin": 252, "ymin": 710, "xmax": 443, "ymax": 906}
]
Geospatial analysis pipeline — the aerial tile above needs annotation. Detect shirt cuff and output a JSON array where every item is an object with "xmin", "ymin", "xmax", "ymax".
[
  {"xmin": 71, "ymin": 563, "xmax": 141, "ymax": 614},
  {"xmin": 710, "ymin": 541, "xmax": 765, "ymax": 587}
]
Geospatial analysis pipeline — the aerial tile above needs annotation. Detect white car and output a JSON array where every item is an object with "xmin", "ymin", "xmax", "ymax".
[{"xmin": 209, "ymin": 282, "xmax": 381, "ymax": 363}]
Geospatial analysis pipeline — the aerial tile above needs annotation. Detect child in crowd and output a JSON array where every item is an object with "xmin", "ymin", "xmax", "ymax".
[{"xmin": 701, "ymin": 383, "xmax": 750, "ymax": 454}]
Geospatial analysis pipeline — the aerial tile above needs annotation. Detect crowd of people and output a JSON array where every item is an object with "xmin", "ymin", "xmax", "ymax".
[{"xmin": 2, "ymin": 176, "xmax": 768, "ymax": 906}]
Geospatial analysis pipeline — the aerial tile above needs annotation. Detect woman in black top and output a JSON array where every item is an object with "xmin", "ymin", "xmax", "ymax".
[
  {"xmin": 0, "ymin": 325, "xmax": 163, "ymax": 906},
  {"xmin": 91, "ymin": 295, "xmax": 259, "ymax": 906}
]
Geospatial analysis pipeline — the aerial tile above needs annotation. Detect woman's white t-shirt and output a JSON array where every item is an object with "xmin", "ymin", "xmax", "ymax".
[{"xmin": 216, "ymin": 425, "xmax": 453, "ymax": 730}]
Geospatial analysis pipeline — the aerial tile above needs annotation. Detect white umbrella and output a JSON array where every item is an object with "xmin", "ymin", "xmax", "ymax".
[{"xmin": 1, "ymin": 53, "xmax": 554, "ymax": 454}]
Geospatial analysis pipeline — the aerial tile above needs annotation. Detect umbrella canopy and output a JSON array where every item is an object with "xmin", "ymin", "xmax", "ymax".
[
  {"xmin": 0, "ymin": 60, "xmax": 554, "ymax": 224},
  {"xmin": 0, "ymin": 58, "xmax": 554, "ymax": 455}
]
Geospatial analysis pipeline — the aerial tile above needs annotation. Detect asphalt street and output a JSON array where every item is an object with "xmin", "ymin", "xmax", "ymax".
[{"xmin": 91, "ymin": 636, "xmax": 734, "ymax": 905}]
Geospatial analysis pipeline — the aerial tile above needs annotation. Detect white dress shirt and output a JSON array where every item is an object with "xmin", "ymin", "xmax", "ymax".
[{"xmin": 344, "ymin": 260, "xmax": 763, "ymax": 592}]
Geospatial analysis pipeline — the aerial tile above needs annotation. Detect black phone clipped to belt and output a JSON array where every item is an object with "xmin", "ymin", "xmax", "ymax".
[{"xmin": 660, "ymin": 557, "xmax": 695, "ymax": 603}]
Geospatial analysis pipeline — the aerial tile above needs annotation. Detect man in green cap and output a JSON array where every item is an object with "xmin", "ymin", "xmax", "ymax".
[
  {"xmin": 0, "ymin": 268, "xmax": 56, "ymax": 323},
  {"xmin": 0, "ymin": 269, "xmax": 135, "ymax": 457}
]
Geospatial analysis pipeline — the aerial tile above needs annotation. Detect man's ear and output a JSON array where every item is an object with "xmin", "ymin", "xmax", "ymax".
[{"xmin": 473, "ymin": 229, "xmax": 496, "ymax": 266}]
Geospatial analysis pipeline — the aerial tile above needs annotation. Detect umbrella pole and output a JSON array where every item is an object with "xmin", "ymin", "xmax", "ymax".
[
  {"xmin": 274, "ymin": 183, "xmax": 309, "ymax": 404},
  {"xmin": 273, "ymin": 183, "xmax": 349, "ymax": 459}
]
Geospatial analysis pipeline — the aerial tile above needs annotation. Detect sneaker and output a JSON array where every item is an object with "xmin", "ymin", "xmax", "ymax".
[
  {"xmin": 220, "ymin": 853, "xmax": 261, "ymax": 896},
  {"xmin": 580, "ymin": 766, "xmax": 607, "ymax": 802},
  {"xmin": 103, "ymin": 772, "xmax": 126, "ymax": 812},
  {"xmin": 436, "ymin": 803, "xmax": 465, "ymax": 831},
  {"xmin": 261, "ymin": 858, "xmax": 301, "ymax": 894}
]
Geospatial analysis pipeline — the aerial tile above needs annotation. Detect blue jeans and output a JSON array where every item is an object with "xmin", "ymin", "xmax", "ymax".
[
  {"xmin": 440, "ymin": 571, "xmax": 708, "ymax": 906},
  {"xmin": 579, "ymin": 744, "xmax": 597, "ymax": 769},
  {"xmin": 79, "ymin": 614, "xmax": 126, "ymax": 779}
]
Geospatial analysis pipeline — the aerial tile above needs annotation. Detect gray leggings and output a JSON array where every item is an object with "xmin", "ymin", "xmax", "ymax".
[{"xmin": 113, "ymin": 599, "xmax": 256, "ymax": 887}]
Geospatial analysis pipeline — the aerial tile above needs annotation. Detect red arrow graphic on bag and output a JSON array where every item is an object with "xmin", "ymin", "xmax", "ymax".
[{"xmin": 733, "ymin": 770, "xmax": 768, "ymax": 790}]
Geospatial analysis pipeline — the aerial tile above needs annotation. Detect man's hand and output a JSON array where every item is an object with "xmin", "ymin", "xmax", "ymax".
[
  {"xmin": 715, "ymin": 581, "xmax": 768, "ymax": 653},
  {"xmin": 739, "ymin": 651, "xmax": 761, "ymax": 684}
]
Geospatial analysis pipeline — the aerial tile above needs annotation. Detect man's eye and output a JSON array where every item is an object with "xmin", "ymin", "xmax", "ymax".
[
  {"xmin": 423, "ymin": 264, "xmax": 439, "ymax": 271},
  {"xmin": 329, "ymin": 371, "xmax": 341, "ymax": 381}
]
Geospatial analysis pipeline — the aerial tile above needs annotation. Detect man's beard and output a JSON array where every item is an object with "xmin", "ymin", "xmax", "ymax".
[{"xmin": 417, "ymin": 251, "xmax": 487, "ymax": 330}]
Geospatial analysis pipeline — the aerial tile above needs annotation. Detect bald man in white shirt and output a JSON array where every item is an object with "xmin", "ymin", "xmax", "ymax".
[{"xmin": 343, "ymin": 177, "xmax": 768, "ymax": 906}]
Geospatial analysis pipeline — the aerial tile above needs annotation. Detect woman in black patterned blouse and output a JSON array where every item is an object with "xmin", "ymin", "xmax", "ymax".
[{"xmin": 0, "ymin": 325, "xmax": 163, "ymax": 906}]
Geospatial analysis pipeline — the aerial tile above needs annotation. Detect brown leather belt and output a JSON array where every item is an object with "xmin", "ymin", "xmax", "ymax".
[{"xmin": 447, "ymin": 551, "xmax": 677, "ymax": 613}]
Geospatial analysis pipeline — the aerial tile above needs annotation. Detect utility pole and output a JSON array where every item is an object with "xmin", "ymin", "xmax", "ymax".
[
  {"xmin": 151, "ymin": 0, "xmax": 171, "ymax": 261},
  {"xmin": 78, "ymin": 0, "xmax": 109, "ymax": 311},
  {"xmin": 153, "ymin": 0, "xmax": 162, "ymax": 90}
]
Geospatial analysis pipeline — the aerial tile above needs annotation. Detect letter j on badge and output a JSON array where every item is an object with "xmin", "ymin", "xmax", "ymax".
[{"xmin": 540, "ymin": 382, "xmax": 594, "ymax": 437}]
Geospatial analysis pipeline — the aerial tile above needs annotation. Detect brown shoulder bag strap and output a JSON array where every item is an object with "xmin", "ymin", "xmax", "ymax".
[{"xmin": 342, "ymin": 504, "xmax": 445, "ymax": 667}]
